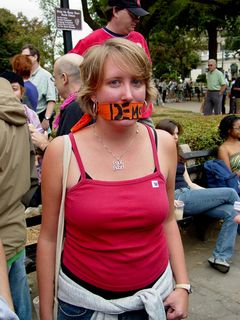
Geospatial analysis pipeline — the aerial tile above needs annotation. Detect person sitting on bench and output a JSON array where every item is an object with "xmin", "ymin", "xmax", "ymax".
[
  {"xmin": 156, "ymin": 118, "xmax": 240, "ymax": 274},
  {"xmin": 218, "ymin": 114, "xmax": 240, "ymax": 175}
]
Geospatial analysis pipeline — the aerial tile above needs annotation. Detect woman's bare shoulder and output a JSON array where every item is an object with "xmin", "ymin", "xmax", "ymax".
[
  {"xmin": 155, "ymin": 128, "xmax": 175, "ymax": 149},
  {"xmin": 44, "ymin": 135, "xmax": 65, "ymax": 159}
]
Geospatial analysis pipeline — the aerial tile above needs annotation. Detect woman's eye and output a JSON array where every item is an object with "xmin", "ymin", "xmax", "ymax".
[
  {"xmin": 132, "ymin": 79, "xmax": 143, "ymax": 87},
  {"xmin": 109, "ymin": 80, "xmax": 120, "ymax": 87}
]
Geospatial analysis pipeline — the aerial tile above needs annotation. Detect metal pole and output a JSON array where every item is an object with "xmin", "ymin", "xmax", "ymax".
[{"xmin": 60, "ymin": 0, "xmax": 73, "ymax": 53}]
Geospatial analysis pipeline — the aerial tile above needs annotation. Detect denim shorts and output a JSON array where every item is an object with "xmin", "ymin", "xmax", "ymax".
[{"xmin": 57, "ymin": 299, "xmax": 148, "ymax": 320}]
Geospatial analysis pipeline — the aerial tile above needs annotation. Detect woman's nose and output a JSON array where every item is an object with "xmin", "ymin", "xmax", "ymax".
[
  {"xmin": 173, "ymin": 133, "xmax": 178, "ymax": 141},
  {"xmin": 121, "ymin": 83, "xmax": 134, "ymax": 101}
]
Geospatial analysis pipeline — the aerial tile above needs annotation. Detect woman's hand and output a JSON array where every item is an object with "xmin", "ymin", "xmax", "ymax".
[
  {"xmin": 164, "ymin": 289, "xmax": 189, "ymax": 320},
  {"xmin": 174, "ymin": 200, "xmax": 184, "ymax": 207},
  {"xmin": 30, "ymin": 128, "xmax": 49, "ymax": 151}
]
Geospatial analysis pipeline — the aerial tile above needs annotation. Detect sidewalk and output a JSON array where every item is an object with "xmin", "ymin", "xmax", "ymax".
[
  {"xmin": 161, "ymin": 98, "xmax": 230, "ymax": 114},
  {"xmin": 162, "ymin": 100, "xmax": 202, "ymax": 113},
  {"xmin": 182, "ymin": 230, "xmax": 240, "ymax": 319}
]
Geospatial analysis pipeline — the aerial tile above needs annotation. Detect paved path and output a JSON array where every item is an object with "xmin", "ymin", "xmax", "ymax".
[
  {"xmin": 162, "ymin": 100, "xmax": 202, "ymax": 113},
  {"xmin": 182, "ymin": 231, "xmax": 240, "ymax": 319},
  {"xmin": 161, "ymin": 98, "xmax": 230, "ymax": 114}
]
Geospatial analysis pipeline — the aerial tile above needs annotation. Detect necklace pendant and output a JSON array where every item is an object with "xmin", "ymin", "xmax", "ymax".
[{"xmin": 113, "ymin": 159, "xmax": 124, "ymax": 171}]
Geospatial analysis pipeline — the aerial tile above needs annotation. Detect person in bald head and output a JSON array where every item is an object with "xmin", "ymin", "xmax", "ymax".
[{"xmin": 30, "ymin": 53, "xmax": 86, "ymax": 151}]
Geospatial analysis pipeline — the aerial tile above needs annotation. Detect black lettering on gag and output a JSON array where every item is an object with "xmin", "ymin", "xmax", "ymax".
[
  {"xmin": 110, "ymin": 102, "xmax": 143, "ymax": 120},
  {"xmin": 110, "ymin": 103, "xmax": 123, "ymax": 120}
]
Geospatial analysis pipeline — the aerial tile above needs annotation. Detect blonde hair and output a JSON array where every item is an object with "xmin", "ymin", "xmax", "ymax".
[{"xmin": 78, "ymin": 38, "xmax": 157, "ymax": 116}]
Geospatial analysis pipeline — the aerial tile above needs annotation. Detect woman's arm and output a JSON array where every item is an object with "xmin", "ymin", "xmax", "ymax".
[
  {"xmin": 0, "ymin": 240, "xmax": 14, "ymax": 311},
  {"xmin": 218, "ymin": 145, "xmax": 232, "ymax": 170},
  {"xmin": 157, "ymin": 131, "xmax": 189, "ymax": 319},
  {"xmin": 36, "ymin": 137, "xmax": 64, "ymax": 320},
  {"xmin": 183, "ymin": 164, "xmax": 204, "ymax": 189}
]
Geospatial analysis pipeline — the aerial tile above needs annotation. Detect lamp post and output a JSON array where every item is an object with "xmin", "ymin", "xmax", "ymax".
[{"xmin": 60, "ymin": 0, "xmax": 73, "ymax": 53}]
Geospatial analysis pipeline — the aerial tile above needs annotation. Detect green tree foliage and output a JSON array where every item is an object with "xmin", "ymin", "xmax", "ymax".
[
  {"xmin": 169, "ymin": 0, "xmax": 240, "ymax": 60},
  {"xmin": 225, "ymin": 17, "xmax": 240, "ymax": 60},
  {"xmin": 0, "ymin": 8, "xmax": 53, "ymax": 73},
  {"xmin": 0, "ymin": 9, "xmax": 18, "ymax": 72},
  {"xmin": 150, "ymin": 27, "xmax": 203, "ymax": 79}
]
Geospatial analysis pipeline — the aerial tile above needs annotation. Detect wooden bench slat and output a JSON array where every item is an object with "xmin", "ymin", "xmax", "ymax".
[
  {"xmin": 181, "ymin": 149, "xmax": 216, "ymax": 161},
  {"xmin": 26, "ymin": 214, "xmax": 42, "ymax": 228}
]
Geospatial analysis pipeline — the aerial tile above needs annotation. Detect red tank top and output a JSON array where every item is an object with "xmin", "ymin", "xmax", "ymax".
[{"xmin": 62, "ymin": 126, "xmax": 169, "ymax": 292}]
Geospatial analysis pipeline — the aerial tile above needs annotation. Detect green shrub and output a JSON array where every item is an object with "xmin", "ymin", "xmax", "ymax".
[{"xmin": 153, "ymin": 108, "xmax": 225, "ymax": 151}]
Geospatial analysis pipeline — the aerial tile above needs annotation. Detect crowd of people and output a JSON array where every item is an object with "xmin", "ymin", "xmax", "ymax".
[{"xmin": 0, "ymin": 1, "xmax": 240, "ymax": 320}]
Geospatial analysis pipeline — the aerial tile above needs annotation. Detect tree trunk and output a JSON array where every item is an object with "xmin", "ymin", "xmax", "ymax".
[{"xmin": 207, "ymin": 24, "xmax": 218, "ymax": 61}]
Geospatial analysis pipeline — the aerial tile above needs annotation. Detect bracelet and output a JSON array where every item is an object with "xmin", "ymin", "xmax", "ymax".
[{"xmin": 175, "ymin": 283, "xmax": 192, "ymax": 294}]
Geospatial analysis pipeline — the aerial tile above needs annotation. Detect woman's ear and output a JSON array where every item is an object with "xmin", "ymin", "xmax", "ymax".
[{"xmin": 91, "ymin": 95, "xmax": 96, "ymax": 103}]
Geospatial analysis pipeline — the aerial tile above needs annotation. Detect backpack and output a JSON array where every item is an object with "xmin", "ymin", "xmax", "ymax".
[{"xmin": 203, "ymin": 159, "xmax": 240, "ymax": 194}]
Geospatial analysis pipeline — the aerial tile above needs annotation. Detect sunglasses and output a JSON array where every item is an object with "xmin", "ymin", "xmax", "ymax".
[
  {"xmin": 126, "ymin": 10, "xmax": 140, "ymax": 20},
  {"xmin": 208, "ymin": 64, "xmax": 213, "ymax": 66}
]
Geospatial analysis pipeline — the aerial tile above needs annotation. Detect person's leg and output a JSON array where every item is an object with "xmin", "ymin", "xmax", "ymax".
[
  {"xmin": 8, "ymin": 252, "xmax": 32, "ymax": 320},
  {"xmin": 175, "ymin": 187, "xmax": 239, "ymax": 272},
  {"xmin": 162, "ymin": 90, "xmax": 166, "ymax": 103},
  {"xmin": 213, "ymin": 93, "xmax": 222, "ymax": 114},
  {"xmin": 235, "ymin": 98, "xmax": 240, "ymax": 114},
  {"xmin": 204, "ymin": 92, "xmax": 213, "ymax": 115},
  {"xmin": 206, "ymin": 204, "xmax": 238, "ymax": 261},
  {"xmin": 175, "ymin": 187, "xmax": 239, "ymax": 216},
  {"xmin": 221, "ymin": 94, "xmax": 226, "ymax": 114}
]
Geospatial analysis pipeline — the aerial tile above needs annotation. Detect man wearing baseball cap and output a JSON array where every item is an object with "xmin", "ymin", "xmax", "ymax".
[
  {"xmin": 108, "ymin": 0, "xmax": 149, "ymax": 17},
  {"xmin": 70, "ymin": 0, "xmax": 149, "ymax": 57},
  {"xmin": 70, "ymin": 0, "xmax": 153, "ymax": 126}
]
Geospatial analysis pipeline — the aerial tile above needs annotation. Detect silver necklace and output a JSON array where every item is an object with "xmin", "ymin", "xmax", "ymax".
[{"xmin": 94, "ymin": 124, "xmax": 139, "ymax": 171}]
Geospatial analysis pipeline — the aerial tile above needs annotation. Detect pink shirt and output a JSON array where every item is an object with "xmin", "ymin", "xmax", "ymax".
[
  {"xmin": 69, "ymin": 28, "xmax": 151, "ymax": 60},
  {"xmin": 63, "ymin": 126, "xmax": 169, "ymax": 291}
]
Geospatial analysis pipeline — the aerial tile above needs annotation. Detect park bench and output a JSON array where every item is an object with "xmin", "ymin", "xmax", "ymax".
[{"xmin": 177, "ymin": 146, "xmax": 218, "ymax": 240}]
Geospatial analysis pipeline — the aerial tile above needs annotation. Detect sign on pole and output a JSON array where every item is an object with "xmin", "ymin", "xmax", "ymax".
[{"xmin": 55, "ymin": 8, "xmax": 82, "ymax": 31}]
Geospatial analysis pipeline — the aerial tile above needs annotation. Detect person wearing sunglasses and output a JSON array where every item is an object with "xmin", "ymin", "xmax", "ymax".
[
  {"xmin": 69, "ymin": 1, "xmax": 154, "ymax": 128},
  {"xmin": 204, "ymin": 59, "xmax": 227, "ymax": 115}
]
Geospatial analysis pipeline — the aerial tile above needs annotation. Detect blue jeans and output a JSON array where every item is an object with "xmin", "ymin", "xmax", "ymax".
[
  {"xmin": 58, "ymin": 299, "xmax": 148, "ymax": 320},
  {"xmin": 175, "ymin": 187, "xmax": 239, "ymax": 260},
  {"xmin": 8, "ymin": 252, "xmax": 32, "ymax": 320}
]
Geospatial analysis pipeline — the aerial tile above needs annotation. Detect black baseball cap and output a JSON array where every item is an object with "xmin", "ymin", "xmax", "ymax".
[
  {"xmin": 0, "ymin": 71, "xmax": 24, "ymax": 87},
  {"xmin": 108, "ymin": 0, "xmax": 149, "ymax": 16}
]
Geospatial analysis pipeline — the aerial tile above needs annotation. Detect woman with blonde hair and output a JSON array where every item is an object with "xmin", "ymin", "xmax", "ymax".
[{"xmin": 37, "ymin": 38, "xmax": 189, "ymax": 320}]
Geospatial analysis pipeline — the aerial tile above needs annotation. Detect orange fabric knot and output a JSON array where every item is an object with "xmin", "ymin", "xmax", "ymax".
[{"xmin": 71, "ymin": 114, "xmax": 93, "ymax": 133}]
